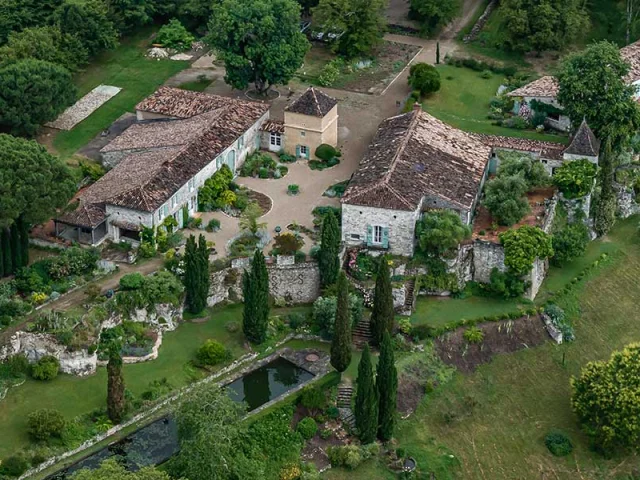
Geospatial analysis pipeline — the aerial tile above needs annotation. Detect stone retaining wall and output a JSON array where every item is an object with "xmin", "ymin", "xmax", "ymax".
[{"xmin": 463, "ymin": 0, "xmax": 498, "ymax": 43}]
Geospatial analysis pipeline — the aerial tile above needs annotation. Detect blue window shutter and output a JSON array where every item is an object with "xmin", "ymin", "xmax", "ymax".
[
  {"xmin": 382, "ymin": 227, "xmax": 389, "ymax": 249},
  {"xmin": 296, "ymin": 145, "xmax": 301, "ymax": 158},
  {"xmin": 366, "ymin": 225, "xmax": 373, "ymax": 246}
]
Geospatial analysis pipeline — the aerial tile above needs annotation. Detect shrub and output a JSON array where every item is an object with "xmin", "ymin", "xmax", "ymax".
[
  {"xmin": 544, "ymin": 430, "xmax": 573, "ymax": 456},
  {"xmin": 206, "ymin": 218, "xmax": 221, "ymax": 232},
  {"xmin": 274, "ymin": 232, "xmax": 303, "ymax": 255},
  {"xmin": 483, "ymin": 268, "xmax": 527, "ymax": 299},
  {"xmin": 408, "ymin": 63, "xmax": 441, "ymax": 96},
  {"xmin": 80, "ymin": 161, "xmax": 106, "ymax": 182},
  {"xmin": 27, "ymin": 409, "xmax": 66, "ymax": 441},
  {"xmin": 195, "ymin": 340, "xmax": 230, "ymax": 366},
  {"xmin": 315, "ymin": 144, "xmax": 340, "ymax": 162},
  {"xmin": 119, "ymin": 273, "xmax": 145, "ymax": 291},
  {"xmin": 500, "ymin": 226, "xmax": 554, "ymax": 276},
  {"xmin": 410, "ymin": 324, "xmax": 434, "ymax": 340},
  {"xmin": 326, "ymin": 444, "xmax": 375, "ymax": 470},
  {"xmin": 296, "ymin": 417, "xmax": 318, "ymax": 440},
  {"xmin": 480, "ymin": 70, "xmax": 492, "ymax": 79},
  {"xmin": 545, "ymin": 304, "xmax": 575, "ymax": 341},
  {"xmin": 552, "ymin": 223, "xmax": 589, "ymax": 266},
  {"xmin": 398, "ymin": 318, "xmax": 412, "ymax": 334},
  {"xmin": 463, "ymin": 326, "xmax": 484, "ymax": 344},
  {"xmin": 484, "ymin": 174, "xmax": 530, "ymax": 226},
  {"xmin": 31, "ymin": 355, "xmax": 59, "ymax": 381},
  {"xmin": 84, "ymin": 284, "xmax": 101, "ymax": 301},
  {"xmin": 0, "ymin": 455, "xmax": 29, "ymax": 477},
  {"xmin": 259, "ymin": 167, "xmax": 269, "ymax": 178},
  {"xmin": 504, "ymin": 116, "xmax": 529, "ymax": 129},
  {"xmin": 300, "ymin": 386, "xmax": 326, "ymax": 413},
  {"xmin": 155, "ymin": 19, "xmax": 195, "ymax": 51},
  {"xmin": 319, "ymin": 61, "xmax": 340, "ymax": 87},
  {"xmin": 553, "ymin": 160, "xmax": 598, "ymax": 199}
]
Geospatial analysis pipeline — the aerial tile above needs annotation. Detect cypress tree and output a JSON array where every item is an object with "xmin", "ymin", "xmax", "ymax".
[
  {"xmin": 355, "ymin": 344, "xmax": 378, "ymax": 444},
  {"xmin": 370, "ymin": 257, "xmax": 394, "ymax": 345},
  {"xmin": 330, "ymin": 271, "xmax": 352, "ymax": 373},
  {"xmin": 17, "ymin": 216, "xmax": 30, "ymax": 268},
  {"xmin": 2, "ymin": 228, "xmax": 13, "ymax": 275},
  {"xmin": 376, "ymin": 331, "xmax": 398, "ymax": 441},
  {"xmin": 242, "ymin": 250, "xmax": 269, "ymax": 344},
  {"xmin": 594, "ymin": 138, "xmax": 617, "ymax": 236},
  {"xmin": 0, "ymin": 232, "xmax": 3, "ymax": 277},
  {"xmin": 107, "ymin": 346, "xmax": 125, "ymax": 424},
  {"xmin": 436, "ymin": 42, "xmax": 440, "ymax": 64},
  {"xmin": 9, "ymin": 224, "xmax": 20, "ymax": 274},
  {"xmin": 195, "ymin": 234, "xmax": 210, "ymax": 313},
  {"xmin": 184, "ymin": 235, "xmax": 201, "ymax": 314},
  {"xmin": 318, "ymin": 213, "xmax": 340, "ymax": 287}
]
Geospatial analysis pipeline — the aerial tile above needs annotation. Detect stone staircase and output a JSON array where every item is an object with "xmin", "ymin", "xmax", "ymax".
[
  {"xmin": 402, "ymin": 278, "xmax": 417, "ymax": 315},
  {"xmin": 352, "ymin": 318, "xmax": 372, "ymax": 348},
  {"xmin": 337, "ymin": 384, "xmax": 356, "ymax": 430}
]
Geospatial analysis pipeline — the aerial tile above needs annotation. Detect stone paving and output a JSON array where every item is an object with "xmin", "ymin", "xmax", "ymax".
[{"xmin": 46, "ymin": 85, "xmax": 122, "ymax": 130}]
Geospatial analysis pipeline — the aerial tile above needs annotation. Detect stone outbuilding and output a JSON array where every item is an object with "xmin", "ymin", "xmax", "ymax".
[
  {"xmin": 341, "ymin": 107, "xmax": 492, "ymax": 256},
  {"xmin": 283, "ymin": 87, "xmax": 338, "ymax": 160}
]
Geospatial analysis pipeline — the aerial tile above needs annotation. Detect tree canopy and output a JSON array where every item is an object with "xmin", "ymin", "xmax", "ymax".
[
  {"xmin": 71, "ymin": 459, "xmax": 175, "ymax": 480},
  {"xmin": 416, "ymin": 210, "xmax": 471, "ymax": 257},
  {"xmin": 318, "ymin": 212, "xmax": 340, "ymax": 287},
  {"xmin": 496, "ymin": 152, "xmax": 550, "ymax": 189},
  {"xmin": 206, "ymin": 0, "xmax": 310, "ymax": 94},
  {"xmin": 408, "ymin": 63, "xmax": 441, "ymax": 96},
  {"xmin": 0, "ymin": 59, "xmax": 76, "ymax": 136},
  {"xmin": 0, "ymin": 134, "xmax": 75, "ymax": 229},
  {"xmin": 330, "ymin": 271, "xmax": 352, "ymax": 372},
  {"xmin": 409, "ymin": 0, "xmax": 459, "ymax": 34},
  {"xmin": 242, "ymin": 250, "xmax": 270, "ymax": 344},
  {"xmin": 0, "ymin": 0, "xmax": 63, "ymax": 45},
  {"xmin": 499, "ymin": 225, "xmax": 554, "ymax": 276},
  {"xmin": 312, "ymin": 0, "xmax": 386, "ymax": 58},
  {"xmin": 498, "ymin": 0, "xmax": 589, "ymax": 52},
  {"xmin": 0, "ymin": 26, "xmax": 88, "ymax": 71},
  {"xmin": 572, "ymin": 343, "xmax": 640, "ymax": 453},
  {"xmin": 483, "ymin": 174, "xmax": 530, "ymax": 226},
  {"xmin": 558, "ymin": 41, "xmax": 640, "ymax": 148},
  {"xmin": 54, "ymin": 0, "xmax": 119, "ymax": 57}
]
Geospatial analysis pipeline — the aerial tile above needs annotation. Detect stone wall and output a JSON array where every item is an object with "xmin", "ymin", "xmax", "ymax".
[
  {"xmin": 207, "ymin": 261, "xmax": 321, "ymax": 307},
  {"xmin": 614, "ymin": 182, "xmax": 640, "ymax": 219},
  {"xmin": 0, "ymin": 332, "xmax": 97, "ymax": 376},
  {"xmin": 558, "ymin": 192, "xmax": 591, "ymax": 224},
  {"xmin": 463, "ymin": 0, "xmax": 498, "ymax": 43},
  {"xmin": 471, "ymin": 240, "xmax": 506, "ymax": 283}
]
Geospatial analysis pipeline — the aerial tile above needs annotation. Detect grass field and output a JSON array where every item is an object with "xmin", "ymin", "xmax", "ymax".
[
  {"xmin": 326, "ymin": 217, "xmax": 640, "ymax": 479},
  {"xmin": 51, "ymin": 29, "xmax": 190, "ymax": 159},
  {"xmin": 422, "ymin": 65, "xmax": 567, "ymax": 142},
  {"xmin": 412, "ymin": 295, "xmax": 524, "ymax": 328},
  {"xmin": 0, "ymin": 305, "xmax": 310, "ymax": 458}
]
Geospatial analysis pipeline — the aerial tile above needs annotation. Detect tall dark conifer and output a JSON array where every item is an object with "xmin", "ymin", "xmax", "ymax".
[
  {"xmin": 184, "ymin": 235, "xmax": 201, "ymax": 314},
  {"xmin": 318, "ymin": 213, "xmax": 340, "ymax": 287},
  {"xmin": 9, "ymin": 224, "xmax": 20, "ymax": 273},
  {"xmin": 330, "ymin": 271, "xmax": 352, "ymax": 373},
  {"xmin": 17, "ymin": 216, "xmax": 30, "ymax": 268},
  {"xmin": 376, "ymin": 331, "xmax": 397, "ymax": 441},
  {"xmin": 1, "ymin": 228, "xmax": 13, "ymax": 275},
  {"xmin": 242, "ymin": 250, "xmax": 269, "ymax": 344},
  {"xmin": 594, "ymin": 138, "xmax": 617, "ymax": 236},
  {"xmin": 355, "ymin": 344, "xmax": 378, "ymax": 444},
  {"xmin": 194, "ymin": 234, "xmax": 210, "ymax": 312},
  {"xmin": 370, "ymin": 257, "xmax": 394, "ymax": 345},
  {"xmin": 106, "ymin": 346, "xmax": 125, "ymax": 424}
]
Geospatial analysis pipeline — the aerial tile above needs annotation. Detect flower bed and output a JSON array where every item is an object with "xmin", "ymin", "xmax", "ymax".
[{"xmin": 240, "ymin": 152, "xmax": 289, "ymax": 179}]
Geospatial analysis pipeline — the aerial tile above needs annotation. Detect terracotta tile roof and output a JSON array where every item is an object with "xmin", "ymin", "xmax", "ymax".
[
  {"xmin": 564, "ymin": 119, "xmax": 600, "ymax": 157},
  {"xmin": 135, "ymin": 86, "xmax": 246, "ymax": 118},
  {"xmin": 620, "ymin": 39, "xmax": 640, "ymax": 83},
  {"xmin": 56, "ymin": 202, "xmax": 107, "ymax": 228},
  {"xmin": 342, "ymin": 110, "xmax": 491, "ymax": 211},
  {"xmin": 260, "ymin": 119, "xmax": 285, "ymax": 133},
  {"xmin": 285, "ymin": 87, "xmax": 337, "ymax": 117},
  {"xmin": 473, "ymin": 134, "xmax": 566, "ymax": 161},
  {"xmin": 59, "ymin": 90, "xmax": 269, "ymax": 227},
  {"xmin": 507, "ymin": 76, "xmax": 559, "ymax": 98}
]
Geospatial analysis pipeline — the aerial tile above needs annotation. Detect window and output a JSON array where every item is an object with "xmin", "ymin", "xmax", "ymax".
[
  {"xmin": 158, "ymin": 204, "xmax": 167, "ymax": 221},
  {"xmin": 300, "ymin": 145, "xmax": 308, "ymax": 156},
  {"xmin": 270, "ymin": 132, "xmax": 282, "ymax": 147},
  {"xmin": 238, "ymin": 134, "xmax": 244, "ymax": 149},
  {"xmin": 351, "ymin": 234, "xmax": 361, "ymax": 240},
  {"xmin": 171, "ymin": 195, "xmax": 177, "ymax": 208},
  {"xmin": 373, "ymin": 225, "xmax": 383, "ymax": 244},
  {"xmin": 300, "ymin": 131, "xmax": 306, "ymax": 137}
]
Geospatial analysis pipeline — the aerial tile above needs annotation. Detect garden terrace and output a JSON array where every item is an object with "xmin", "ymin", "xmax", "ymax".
[{"xmin": 472, "ymin": 186, "xmax": 556, "ymax": 242}]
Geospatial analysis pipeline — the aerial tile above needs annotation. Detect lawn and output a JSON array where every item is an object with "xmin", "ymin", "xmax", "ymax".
[
  {"xmin": 422, "ymin": 65, "xmax": 566, "ymax": 142},
  {"xmin": 0, "ymin": 304, "xmax": 309, "ymax": 459},
  {"xmin": 326, "ymin": 217, "xmax": 640, "ymax": 479},
  {"xmin": 412, "ymin": 295, "xmax": 524, "ymax": 328},
  {"xmin": 51, "ymin": 29, "xmax": 190, "ymax": 159}
]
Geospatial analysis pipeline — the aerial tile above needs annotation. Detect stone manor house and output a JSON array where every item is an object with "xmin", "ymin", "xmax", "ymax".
[
  {"xmin": 341, "ymin": 105, "xmax": 600, "ymax": 258},
  {"xmin": 507, "ymin": 39, "xmax": 640, "ymax": 131},
  {"xmin": 54, "ymin": 86, "xmax": 339, "ymax": 245}
]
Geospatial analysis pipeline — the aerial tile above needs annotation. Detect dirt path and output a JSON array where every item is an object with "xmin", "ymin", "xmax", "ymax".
[
  {"xmin": 0, "ymin": 257, "xmax": 163, "ymax": 345},
  {"xmin": 439, "ymin": 0, "xmax": 487, "ymax": 40}
]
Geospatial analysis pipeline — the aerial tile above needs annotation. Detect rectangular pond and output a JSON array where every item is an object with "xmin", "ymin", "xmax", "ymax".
[
  {"xmin": 45, "ymin": 356, "xmax": 315, "ymax": 479},
  {"xmin": 225, "ymin": 357, "xmax": 315, "ymax": 412}
]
